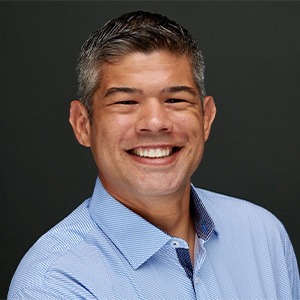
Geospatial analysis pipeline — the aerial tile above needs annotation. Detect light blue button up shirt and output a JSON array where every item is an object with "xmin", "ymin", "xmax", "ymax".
[{"xmin": 8, "ymin": 178, "xmax": 300, "ymax": 299}]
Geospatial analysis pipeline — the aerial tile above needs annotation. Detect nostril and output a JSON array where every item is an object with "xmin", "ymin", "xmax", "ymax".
[{"xmin": 135, "ymin": 108, "xmax": 173, "ymax": 133}]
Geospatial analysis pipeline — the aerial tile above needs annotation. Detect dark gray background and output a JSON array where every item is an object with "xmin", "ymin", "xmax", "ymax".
[{"xmin": 1, "ymin": 1, "xmax": 299, "ymax": 298}]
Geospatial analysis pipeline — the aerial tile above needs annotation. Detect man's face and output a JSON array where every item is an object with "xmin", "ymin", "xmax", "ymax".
[{"xmin": 70, "ymin": 50, "xmax": 216, "ymax": 205}]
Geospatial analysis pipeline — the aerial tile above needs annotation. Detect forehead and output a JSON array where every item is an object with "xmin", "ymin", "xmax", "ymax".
[
  {"xmin": 98, "ymin": 51, "xmax": 196, "ymax": 91},
  {"xmin": 103, "ymin": 50, "xmax": 193, "ymax": 70}
]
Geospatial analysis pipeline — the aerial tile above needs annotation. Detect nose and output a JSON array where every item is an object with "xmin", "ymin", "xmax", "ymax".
[{"xmin": 135, "ymin": 100, "xmax": 173, "ymax": 134}]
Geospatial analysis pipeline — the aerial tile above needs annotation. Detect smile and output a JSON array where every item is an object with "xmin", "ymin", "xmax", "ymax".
[{"xmin": 130, "ymin": 147, "xmax": 180, "ymax": 158}]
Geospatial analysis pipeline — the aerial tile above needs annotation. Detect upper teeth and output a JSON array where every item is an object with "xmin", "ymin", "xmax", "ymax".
[{"xmin": 132, "ymin": 148, "xmax": 172, "ymax": 158}]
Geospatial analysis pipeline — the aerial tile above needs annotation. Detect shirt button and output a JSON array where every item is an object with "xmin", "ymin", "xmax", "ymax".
[
  {"xmin": 194, "ymin": 277, "xmax": 200, "ymax": 284},
  {"xmin": 170, "ymin": 240, "xmax": 180, "ymax": 248}
]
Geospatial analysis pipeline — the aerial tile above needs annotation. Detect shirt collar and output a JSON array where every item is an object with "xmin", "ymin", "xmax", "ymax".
[
  {"xmin": 89, "ymin": 178, "xmax": 216, "ymax": 270},
  {"xmin": 190, "ymin": 185, "xmax": 217, "ymax": 240}
]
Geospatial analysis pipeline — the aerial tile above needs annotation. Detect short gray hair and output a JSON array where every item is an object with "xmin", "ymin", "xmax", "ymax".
[{"xmin": 77, "ymin": 11, "xmax": 206, "ymax": 117}]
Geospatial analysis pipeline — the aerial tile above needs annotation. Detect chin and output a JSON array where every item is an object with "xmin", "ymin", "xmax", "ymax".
[{"xmin": 132, "ymin": 178, "xmax": 188, "ymax": 197}]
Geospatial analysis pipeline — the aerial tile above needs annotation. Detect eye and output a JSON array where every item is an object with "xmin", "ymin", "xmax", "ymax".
[
  {"xmin": 115, "ymin": 100, "xmax": 137, "ymax": 105},
  {"xmin": 166, "ymin": 98, "xmax": 186, "ymax": 103}
]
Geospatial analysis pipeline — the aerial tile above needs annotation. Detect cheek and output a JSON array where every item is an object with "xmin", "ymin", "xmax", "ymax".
[
  {"xmin": 92, "ymin": 115, "xmax": 134, "ymax": 148},
  {"xmin": 176, "ymin": 113, "xmax": 203, "ymax": 139},
  {"xmin": 189, "ymin": 113, "xmax": 204, "ymax": 140}
]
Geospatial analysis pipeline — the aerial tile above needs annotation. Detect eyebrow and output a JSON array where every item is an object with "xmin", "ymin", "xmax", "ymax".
[
  {"xmin": 161, "ymin": 86, "xmax": 197, "ymax": 96},
  {"xmin": 104, "ymin": 87, "xmax": 143, "ymax": 97},
  {"xmin": 103, "ymin": 85, "xmax": 197, "ymax": 98}
]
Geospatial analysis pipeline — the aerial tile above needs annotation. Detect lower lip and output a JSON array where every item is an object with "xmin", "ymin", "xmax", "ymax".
[{"xmin": 128, "ymin": 150, "xmax": 181, "ymax": 166}]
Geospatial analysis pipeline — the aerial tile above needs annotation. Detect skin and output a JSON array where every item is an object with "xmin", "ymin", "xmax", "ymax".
[{"xmin": 69, "ymin": 50, "xmax": 216, "ymax": 261}]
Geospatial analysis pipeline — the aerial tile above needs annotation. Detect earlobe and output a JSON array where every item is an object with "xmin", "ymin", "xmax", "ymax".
[
  {"xmin": 202, "ymin": 96, "xmax": 217, "ymax": 141},
  {"xmin": 69, "ymin": 100, "xmax": 91, "ymax": 147}
]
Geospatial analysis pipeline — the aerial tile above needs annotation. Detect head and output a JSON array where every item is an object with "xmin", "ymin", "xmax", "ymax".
[
  {"xmin": 70, "ymin": 11, "xmax": 216, "ymax": 208},
  {"xmin": 77, "ymin": 11, "xmax": 206, "ymax": 119}
]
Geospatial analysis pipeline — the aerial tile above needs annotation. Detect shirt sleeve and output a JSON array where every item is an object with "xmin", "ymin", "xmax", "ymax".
[
  {"xmin": 8, "ymin": 284, "xmax": 98, "ymax": 300},
  {"xmin": 283, "ymin": 228, "xmax": 300, "ymax": 299},
  {"xmin": 8, "ymin": 287, "xmax": 64, "ymax": 300},
  {"xmin": 8, "ymin": 271, "xmax": 98, "ymax": 300}
]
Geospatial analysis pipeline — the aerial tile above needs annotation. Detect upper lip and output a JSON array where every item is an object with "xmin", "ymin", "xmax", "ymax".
[
  {"xmin": 126, "ymin": 144, "xmax": 182, "ymax": 158},
  {"xmin": 125, "ymin": 143, "xmax": 181, "ymax": 151}
]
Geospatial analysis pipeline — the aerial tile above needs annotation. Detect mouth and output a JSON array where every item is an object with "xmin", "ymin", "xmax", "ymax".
[{"xmin": 128, "ymin": 147, "xmax": 181, "ymax": 158}]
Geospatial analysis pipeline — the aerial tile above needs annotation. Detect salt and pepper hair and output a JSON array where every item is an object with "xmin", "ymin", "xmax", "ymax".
[{"xmin": 77, "ymin": 11, "xmax": 206, "ymax": 117}]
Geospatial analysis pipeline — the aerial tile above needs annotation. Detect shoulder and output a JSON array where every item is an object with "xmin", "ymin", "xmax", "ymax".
[
  {"xmin": 193, "ymin": 187, "xmax": 288, "ymax": 239},
  {"xmin": 8, "ymin": 198, "xmax": 97, "ymax": 299},
  {"xmin": 193, "ymin": 187, "xmax": 297, "ymax": 267},
  {"xmin": 193, "ymin": 187, "xmax": 300, "ymax": 298},
  {"xmin": 194, "ymin": 187, "xmax": 278, "ymax": 219}
]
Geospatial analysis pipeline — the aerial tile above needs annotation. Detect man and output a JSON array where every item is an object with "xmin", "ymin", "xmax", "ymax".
[{"xmin": 8, "ymin": 11, "xmax": 299, "ymax": 300}]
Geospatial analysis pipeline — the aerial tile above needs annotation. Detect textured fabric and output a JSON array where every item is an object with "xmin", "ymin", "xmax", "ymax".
[
  {"xmin": 8, "ymin": 178, "xmax": 300, "ymax": 300},
  {"xmin": 176, "ymin": 248, "xmax": 194, "ymax": 280}
]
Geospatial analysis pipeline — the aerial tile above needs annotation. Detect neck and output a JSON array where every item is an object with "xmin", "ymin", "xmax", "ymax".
[{"xmin": 107, "ymin": 183, "xmax": 196, "ymax": 262}]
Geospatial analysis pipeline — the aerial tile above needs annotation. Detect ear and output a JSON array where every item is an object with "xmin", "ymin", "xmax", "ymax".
[
  {"xmin": 202, "ymin": 96, "xmax": 217, "ymax": 141},
  {"xmin": 69, "ymin": 100, "xmax": 91, "ymax": 147}
]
